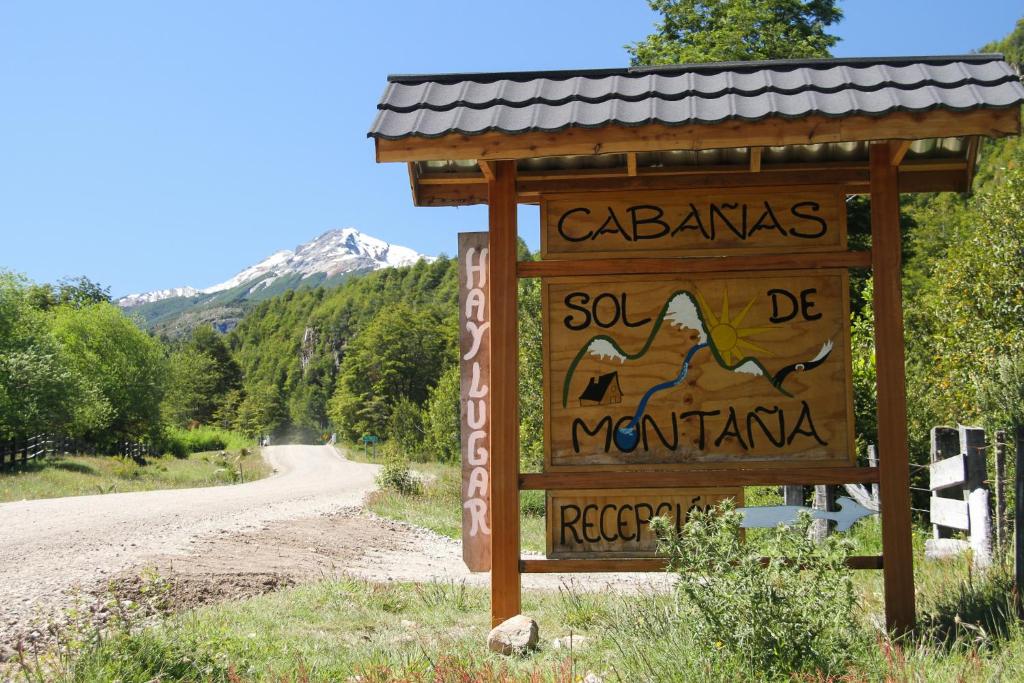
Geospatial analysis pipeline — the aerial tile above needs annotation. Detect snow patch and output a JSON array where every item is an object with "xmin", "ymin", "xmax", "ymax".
[
  {"xmin": 732, "ymin": 360, "xmax": 764, "ymax": 376},
  {"xmin": 665, "ymin": 294, "xmax": 708, "ymax": 343},
  {"xmin": 587, "ymin": 339, "xmax": 627, "ymax": 363}
]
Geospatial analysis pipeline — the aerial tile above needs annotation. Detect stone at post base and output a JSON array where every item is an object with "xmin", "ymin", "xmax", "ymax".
[{"xmin": 487, "ymin": 614, "xmax": 539, "ymax": 655}]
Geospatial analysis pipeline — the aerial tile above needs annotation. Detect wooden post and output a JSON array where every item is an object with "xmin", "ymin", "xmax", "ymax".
[
  {"xmin": 488, "ymin": 159, "xmax": 521, "ymax": 626},
  {"xmin": 811, "ymin": 485, "xmax": 837, "ymax": 541},
  {"xmin": 870, "ymin": 142, "xmax": 916, "ymax": 633},
  {"xmin": 1015, "ymin": 424, "xmax": 1023, "ymax": 612},
  {"xmin": 961, "ymin": 426, "xmax": 992, "ymax": 568},
  {"xmin": 995, "ymin": 430, "xmax": 1007, "ymax": 554},
  {"xmin": 782, "ymin": 485, "xmax": 803, "ymax": 506},
  {"xmin": 867, "ymin": 444, "xmax": 879, "ymax": 507}
]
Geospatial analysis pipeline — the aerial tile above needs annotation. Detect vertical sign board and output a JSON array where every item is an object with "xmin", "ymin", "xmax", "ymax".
[
  {"xmin": 459, "ymin": 232, "xmax": 491, "ymax": 571},
  {"xmin": 539, "ymin": 187, "xmax": 852, "ymax": 559}
]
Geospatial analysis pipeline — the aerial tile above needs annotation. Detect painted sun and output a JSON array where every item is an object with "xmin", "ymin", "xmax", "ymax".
[{"xmin": 696, "ymin": 288, "xmax": 774, "ymax": 365}]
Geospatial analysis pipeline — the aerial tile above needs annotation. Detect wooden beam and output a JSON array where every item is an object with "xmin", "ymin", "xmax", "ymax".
[
  {"xmin": 487, "ymin": 160, "xmax": 521, "ymax": 627},
  {"xmin": 870, "ymin": 142, "xmax": 917, "ymax": 635},
  {"xmin": 478, "ymin": 160, "xmax": 495, "ymax": 182},
  {"xmin": 964, "ymin": 136, "xmax": 980, "ymax": 191},
  {"xmin": 517, "ymin": 251, "xmax": 871, "ymax": 278},
  {"xmin": 411, "ymin": 165, "xmax": 969, "ymax": 206},
  {"xmin": 519, "ymin": 466, "xmax": 879, "ymax": 490},
  {"xmin": 376, "ymin": 107, "xmax": 1021, "ymax": 163},
  {"xmin": 520, "ymin": 556, "xmax": 884, "ymax": 573},
  {"xmin": 890, "ymin": 140, "xmax": 911, "ymax": 166},
  {"xmin": 749, "ymin": 146, "xmax": 762, "ymax": 172},
  {"xmin": 626, "ymin": 151, "xmax": 638, "ymax": 176}
]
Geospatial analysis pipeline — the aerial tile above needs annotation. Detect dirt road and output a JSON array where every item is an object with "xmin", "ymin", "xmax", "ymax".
[
  {"xmin": 0, "ymin": 445, "xmax": 377, "ymax": 644},
  {"xmin": 1, "ymin": 445, "xmax": 664, "ymax": 648}
]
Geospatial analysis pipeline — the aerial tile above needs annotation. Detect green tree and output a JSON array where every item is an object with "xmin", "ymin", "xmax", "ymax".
[
  {"xmin": 0, "ymin": 272, "xmax": 113, "ymax": 439},
  {"xmin": 388, "ymin": 395, "xmax": 424, "ymax": 455},
  {"xmin": 162, "ymin": 348, "xmax": 219, "ymax": 426},
  {"xmin": 234, "ymin": 383, "xmax": 287, "ymax": 437},
  {"xmin": 188, "ymin": 326, "xmax": 243, "ymax": 400},
  {"xmin": 330, "ymin": 303, "xmax": 447, "ymax": 438},
  {"xmin": 423, "ymin": 364, "xmax": 460, "ymax": 463},
  {"xmin": 914, "ymin": 167, "xmax": 1024, "ymax": 428},
  {"xmin": 628, "ymin": 0, "xmax": 842, "ymax": 65},
  {"xmin": 51, "ymin": 303, "xmax": 167, "ymax": 441}
]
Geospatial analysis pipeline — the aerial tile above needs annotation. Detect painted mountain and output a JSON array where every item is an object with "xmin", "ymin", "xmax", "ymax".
[{"xmin": 118, "ymin": 228, "xmax": 433, "ymax": 336}]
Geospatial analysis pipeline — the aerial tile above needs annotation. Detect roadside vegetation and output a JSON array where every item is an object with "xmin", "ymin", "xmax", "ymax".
[
  {"xmin": 11, "ymin": 504, "xmax": 1023, "ymax": 682},
  {"xmin": 0, "ymin": 446, "xmax": 270, "ymax": 504}
]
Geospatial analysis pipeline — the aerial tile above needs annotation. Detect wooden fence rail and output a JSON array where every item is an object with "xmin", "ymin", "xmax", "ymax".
[{"xmin": 0, "ymin": 433, "xmax": 151, "ymax": 470}]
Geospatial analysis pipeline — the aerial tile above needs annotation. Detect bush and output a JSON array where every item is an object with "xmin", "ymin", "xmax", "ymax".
[
  {"xmin": 375, "ymin": 445, "xmax": 422, "ymax": 496},
  {"xmin": 161, "ymin": 425, "xmax": 251, "ymax": 458},
  {"xmin": 646, "ymin": 501, "xmax": 865, "ymax": 679}
]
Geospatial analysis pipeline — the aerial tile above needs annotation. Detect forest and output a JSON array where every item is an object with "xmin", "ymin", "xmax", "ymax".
[{"xmin": 1, "ymin": 16, "xmax": 1022, "ymax": 474}]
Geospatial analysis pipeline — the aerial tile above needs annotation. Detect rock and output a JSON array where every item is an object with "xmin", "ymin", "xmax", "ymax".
[
  {"xmin": 552, "ymin": 634, "xmax": 589, "ymax": 652},
  {"xmin": 487, "ymin": 614, "xmax": 539, "ymax": 655},
  {"xmin": 583, "ymin": 673, "xmax": 603, "ymax": 683}
]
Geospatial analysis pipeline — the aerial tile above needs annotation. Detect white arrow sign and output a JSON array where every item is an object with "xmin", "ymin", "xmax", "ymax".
[{"xmin": 737, "ymin": 496, "xmax": 875, "ymax": 532}]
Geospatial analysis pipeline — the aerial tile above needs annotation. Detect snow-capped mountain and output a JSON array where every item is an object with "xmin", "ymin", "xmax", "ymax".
[
  {"xmin": 117, "ymin": 286, "xmax": 201, "ymax": 308},
  {"xmin": 118, "ymin": 228, "xmax": 432, "ymax": 307}
]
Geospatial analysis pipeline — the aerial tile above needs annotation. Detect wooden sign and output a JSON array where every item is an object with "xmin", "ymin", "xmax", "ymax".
[
  {"xmin": 547, "ymin": 488, "xmax": 742, "ymax": 558},
  {"xmin": 541, "ymin": 186, "xmax": 846, "ymax": 259},
  {"xmin": 459, "ymin": 232, "xmax": 490, "ymax": 572},
  {"xmin": 543, "ymin": 270, "xmax": 854, "ymax": 470}
]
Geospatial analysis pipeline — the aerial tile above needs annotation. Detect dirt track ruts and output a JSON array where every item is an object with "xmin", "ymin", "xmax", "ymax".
[{"xmin": 0, "ymin": 445, "xmax": 666, "ymax": 649}]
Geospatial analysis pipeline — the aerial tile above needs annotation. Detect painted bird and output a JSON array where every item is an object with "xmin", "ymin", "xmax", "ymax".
[{"xmin": 770, "ymin": 340, "xmax": 833, "ymax": 392}]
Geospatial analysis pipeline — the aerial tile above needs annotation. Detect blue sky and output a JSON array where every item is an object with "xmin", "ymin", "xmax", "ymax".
[{"xmin": 1, "ymin": 1, "xmax": 1021, "ymax": 297}]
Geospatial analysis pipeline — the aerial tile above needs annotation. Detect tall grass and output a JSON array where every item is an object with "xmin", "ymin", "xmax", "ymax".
[{"xmin": 162, "ymin": 426, "xmax": 253, "ymax": 457}]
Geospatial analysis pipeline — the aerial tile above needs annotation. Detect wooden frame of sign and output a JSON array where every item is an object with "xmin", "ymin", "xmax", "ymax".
[
  {"xmin": 476, "ymin": 152, "xmax": 913, "ymax": 633},
  {"xmin": 378, "ymin": 119, "xmax": 1024, "ymax": 640}
]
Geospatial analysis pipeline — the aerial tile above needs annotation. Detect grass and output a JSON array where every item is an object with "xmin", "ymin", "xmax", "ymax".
[
  {"xmin": 0, "ymin": 449, "xmax": 272, "ymax": 503},
  {"xmin": 18, "ymin": 551, "xmax": 1024, "ymax": 682},
  {"xmin": 19, "ymin": 454, "xmax": 1021, "ymax": 680},
  {"xmin": 364, "ymin": 459, "xmax": 547, "ymax": 553}
]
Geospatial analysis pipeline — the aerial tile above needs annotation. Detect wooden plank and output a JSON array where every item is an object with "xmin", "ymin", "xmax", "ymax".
[
  {"xmin": 870, "ymin": 141, "xmax": 917, "ymax": 634},
  {"xmin": 376, "ymin": 107, "xmax": 1020, "ymax": 163},
  {"xmin": 478, "ymin": 160, "xmax": 495, "ymax": 182},
  {"xmin": 626, "ymin": 152, "xmax": 638, "ymax": 176},
  {"xmin": 1015, "ymin": 424, "xmax": 1023, "ymax": 607},
  {"xmin": 749, "ymin": 147, "xmax": 762, "ymax": 173},
  {"xmin": 543, "ymin": 270, "xmax": 855, "ymax": 470},
  {"xmin": 546, "ymin": 487, "xmax": 743, "ymax": 558},
  {"xmin": 929, "ymin": 454, "xmax": 967, "ymax": 491},
  {"xmin": 458, "ymin": 232, "xmax": 492, "ymax": 572},
  {"xmin": 520, "ymin": 555, "xmax": 883, "ymax": 573},
  {"xmin": 520, "ymin": 466, "xmax": 879, "ymax": 489},
  {"xmin": 541, "ymin": 186, "xmax": 847, "ymax": 259},
  {"xmin": 487, "ymin": 160, "xmax": 521, "ymax": 626},
  {"xmin": 890, "ymin": 141, "xmax": 911, "ymax": 166},
  {"xmin": 518, "ymin": 251, "xmax": 871, "ymax": 278},
  {"xmin": 930, "ymin": 496, "xmax": 971, "ymax": 531},
  {"xmin": 412, "ymin": 166, "xmax": 968, "ymax": 207}
]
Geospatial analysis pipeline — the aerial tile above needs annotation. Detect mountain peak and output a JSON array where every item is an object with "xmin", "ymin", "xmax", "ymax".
[{"xmin": 119, "ymin": 228, "xmax": 433, "ymax": 308}]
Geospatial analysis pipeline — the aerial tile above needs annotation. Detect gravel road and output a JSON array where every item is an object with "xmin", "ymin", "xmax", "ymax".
[
  {"xmin": 0, "ymin": 445, "xmax": 378, "ymax": 644},
  {"xmin": 1, "ymin": 445, "xmax": 665, "ymax": 649}
]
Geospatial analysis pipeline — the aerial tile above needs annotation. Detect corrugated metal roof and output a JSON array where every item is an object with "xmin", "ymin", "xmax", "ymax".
[{"xmin": 369, "ymin": 54, "xmax": 1024, "ymax": 140}]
